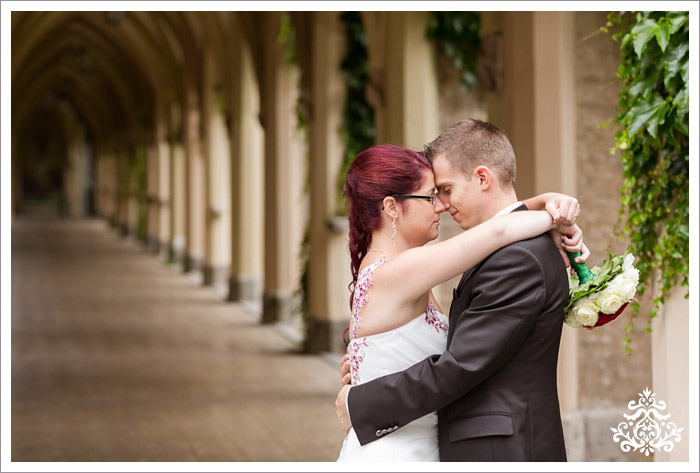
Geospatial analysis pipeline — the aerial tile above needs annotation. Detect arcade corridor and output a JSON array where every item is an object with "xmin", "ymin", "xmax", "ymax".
[{"xmin": 11, "ymin": 214, "xmax": 345, "ymax": 461}]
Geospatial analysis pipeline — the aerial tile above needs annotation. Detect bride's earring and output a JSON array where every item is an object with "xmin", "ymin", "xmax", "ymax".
[{"xmin": 391, "ymin": 216, "xmax": 397, "ymax": 247}]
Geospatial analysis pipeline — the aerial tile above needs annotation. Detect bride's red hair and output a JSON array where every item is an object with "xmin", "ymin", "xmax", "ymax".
[{"xmin": 343, "ymin": 145, "xmax": 431, "ymax": 307}]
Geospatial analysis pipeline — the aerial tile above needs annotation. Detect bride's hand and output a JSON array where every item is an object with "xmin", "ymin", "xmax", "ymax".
[
  {"xmin": 544, "ymin": 193, "xmax": 580, "ymax": 226},
  {"xmin": 340, "ymin": 354, "xmax": 351, "ymax": 386},
  {"xmin": 336, "ymin": 385, "xmax": 353, "ymax": 434}
]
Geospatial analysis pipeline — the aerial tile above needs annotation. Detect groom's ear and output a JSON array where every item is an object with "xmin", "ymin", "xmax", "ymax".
[{"xmin": 474, "ymin": 166, "xmax": 492, "ymax": 190}]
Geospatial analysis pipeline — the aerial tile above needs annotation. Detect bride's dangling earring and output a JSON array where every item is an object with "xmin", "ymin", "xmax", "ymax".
[{"xmin": 391, "ymin": 216, "xmax": 397, "ymax": 248}]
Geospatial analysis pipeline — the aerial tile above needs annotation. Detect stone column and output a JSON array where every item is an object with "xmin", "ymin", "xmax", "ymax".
[
  {"xmin": 11, "ymin": 135, "xmax": 21, "ymax": 216},
  {"xmin": 260, "ymin": 13, "xmax": 298, "ymax": 323},
  {"xmin": 362, "ymin": 12, "xmax": 439, "ymax": 149},
  {"xmin": 532, "ymin": 12, "xmax": 579, "ymax": 421},
  {"xmin": 157, "ymin": 129, "xmax": 171, "ymax": 254},
  {"xmin": 117, "ymin": 148, "xmax": 130, "ymax": 235},
  {"xmin": 482, "ymin": 11, "xmax": 579, "ymax": 422},
  {"xmin": 98, "ymin": 152, "xmax": 117, "ymax": 223},
  {"xmin": 305, "ymin": 12, "xmax": 352, "ymax": 353},
  {"xmin": 652, "ymin": 285, "xmax": 689, "ymax": 461},
  {"xmin": 228, "ymin": 31, "xmax": 264, "ymax": 303},
  {"xmin": 202, "ymin": 50, "xmax": 232, "ymax": 287},
  {"xmin": 64, "ymin": 125, "xmax": 88, "ymax": 218},
  {"xmin": 127, "ymin": 147, "xmax": 142, "ymax": 238},
  {"xmin": 184, "ymin": 90, "xmax": 206, "ymax": 272},
  {"xmin": 146, "ymin": 143, "xmax": 160, "ymax": 252},
  {"xmin": 169, "ymin": 138, "xmax": 187, "ymax": 260}
]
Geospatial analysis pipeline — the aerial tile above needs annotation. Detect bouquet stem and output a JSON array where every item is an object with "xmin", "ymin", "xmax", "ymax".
[{"xmin": 567, "ymin": 251, "xmax": 595, "ymax": 284}]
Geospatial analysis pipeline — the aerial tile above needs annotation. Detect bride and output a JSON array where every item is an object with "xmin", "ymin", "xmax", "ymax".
[{"xmin": 336, "ymin": 144, "xmax": 586, "ymax": 462}]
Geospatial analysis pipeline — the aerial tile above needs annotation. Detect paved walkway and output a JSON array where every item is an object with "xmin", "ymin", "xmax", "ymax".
[{"xmin": 11, "ymin": 216, "xmax": 346, "ymax": 461}]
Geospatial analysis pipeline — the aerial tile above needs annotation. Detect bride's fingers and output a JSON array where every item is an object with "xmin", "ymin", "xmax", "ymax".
[
  {"xmin": 340, "ymin": 359, "xmax": 351, "ymax": 379},
  {"xmin": 545, "ymin": 200, "xmax": 561, "ymax": 225},
  {"xmin": 564, "ymin": 200, "xmax": 580, "ymax": 224},
  {"xmin": 341, "ymin": 373, "xmax": 351, "ymax": 386}
]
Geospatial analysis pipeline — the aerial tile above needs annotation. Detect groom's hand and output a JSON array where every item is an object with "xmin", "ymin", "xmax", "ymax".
[
  {"xmin": 335, "ymin": 385, "xmax": 353, "ymax": 434},
  {"xmin": 550, "ymin": 223, "xmax": 590, "ymax": 272}
]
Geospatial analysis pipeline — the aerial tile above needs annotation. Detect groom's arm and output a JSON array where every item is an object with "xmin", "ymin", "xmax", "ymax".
[{"xmin": 347, "ymin": 244, "xmax": 548, "ymax": 446}]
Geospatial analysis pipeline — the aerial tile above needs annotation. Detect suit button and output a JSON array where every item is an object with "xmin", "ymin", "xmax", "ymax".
[
  {"xmin": 376, "ymin": 430, "xmax": 382, "ymax": 437},
  {"xmin": 392, "ymin": 426, "xmax": 398, "ymax": 431}
]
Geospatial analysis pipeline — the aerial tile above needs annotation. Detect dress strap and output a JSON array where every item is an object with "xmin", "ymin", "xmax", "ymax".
[{"xmin": 351, "ymin": 256, "xmax": 387, "ymax": 339}]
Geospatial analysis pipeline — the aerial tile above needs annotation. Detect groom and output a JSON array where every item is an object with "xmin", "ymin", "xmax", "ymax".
[{"xmin": 335, "ymin": 119, "xmax": 570, "ymax": 461}]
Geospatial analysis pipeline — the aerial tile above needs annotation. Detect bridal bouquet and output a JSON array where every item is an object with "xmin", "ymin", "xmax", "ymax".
[{"xmin": 564, "ymin": 250, "xmax": 639, "ymax": 330}]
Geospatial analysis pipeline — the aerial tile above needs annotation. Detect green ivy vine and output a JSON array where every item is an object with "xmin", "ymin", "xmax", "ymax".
[
  {"xmin": 426, "ymin": 12, "xmax": 481, "ymax": 91},
  {"xmin": 606, "ymin": 11, "xmax": 689, "ymax": 348},
  {"xmin": 279, "ymin": 12, "xmax": 311, "ymax": 350},
  {"xmin": 336, "ymin": 11, "xmax": 376, "ymax": 216}
]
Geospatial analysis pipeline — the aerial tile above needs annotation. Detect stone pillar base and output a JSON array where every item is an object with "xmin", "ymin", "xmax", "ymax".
[
  {"xmin": 146, "ymin": 235, "xmax": 160, "ymax": 254},
  {"xmin": 168, "ymin": 243, "xmax": 184, "ymax": 262},
  {"xmin": 262, "ymin": 291, "xmax": 292, "ymax": 324},
  {"xmin": 118, "ymin": 223, "xmax": 129, "ymax": 237},
  {"xmin": 228, "ymin": 275, "xmax": 263, "ymax": 302},
  {"xmin": 304, "ymin": 315, "xmax": 348, "ymax": 354},
  {"xmin": 184, "ymin": 255, "xmax": 202, "ymax": 273},
  {"xmin": 562, "ymin": 407, "xmax": 653, "ymax": 462},
  {"xmin": 203, "ymin": 264, "xmax": 230, "ymax": 286}
]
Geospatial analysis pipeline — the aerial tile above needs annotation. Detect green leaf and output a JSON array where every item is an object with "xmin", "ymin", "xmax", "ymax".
[
  {"xmin": 627, "ymin": 93, "xmax": 668, "ymax": 139},
  {"xmin": 672, "ymin": 87, "xmax": 689, "ymax": 115},
  {"xmin": 655, "ymin": 20, "xmax": 670, "ymax": 52},
  {"xmin": 629, "ymin": 72, "xmax": 658, "ymax": 101},
  {"xmin": 668, "ymin": 14, "xmax": 688, "ymax": 34},
  {"xmin": 631, "ymin": 18, "xmax": 659, "ymax": 57},
  {"xmin": 662, "ymin": 42, "xmax": 689, "ymax": 89}
]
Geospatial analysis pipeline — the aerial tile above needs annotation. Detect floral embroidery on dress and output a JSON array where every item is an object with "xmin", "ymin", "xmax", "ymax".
[
  {"xmin": 348, "ymin": 337, "xmax": 370, "ymax": 386},
  {"xmin": 425, "ymin": 300, "xmax": 449, "ymax": 338},
  {"xmin": 351, "ymin": 256, "xmax": 387, "ymax": 339}
]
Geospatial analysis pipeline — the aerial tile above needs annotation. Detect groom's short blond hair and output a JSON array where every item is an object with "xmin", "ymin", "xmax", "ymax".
[{"xmin": 424, "ymin": 119, "xmax": 517, "ymax": 190}]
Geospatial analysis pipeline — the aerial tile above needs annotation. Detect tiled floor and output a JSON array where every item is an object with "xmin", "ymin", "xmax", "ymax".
[{"xmin": 11, "ymin": 216, "xmax": 346, "ymax": 461}]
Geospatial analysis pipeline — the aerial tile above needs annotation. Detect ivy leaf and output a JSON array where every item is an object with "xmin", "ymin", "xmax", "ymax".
[
  {"xmin": 629, "ymin": 72, "xmax": 657, "ymax": 101},
  {"xmin": 632, "ymin": 19, "xmax": 659, "ymax": 57},
  {"xmin": 662, "ymin": 42, "xmax": 689, "ymax": 89},
  {"xmin": 680, "ymin": 56, "xmax": 689, "ymax": 85},
  {"xmin": 655, "ymin": 20, "xmax": 671, "ymax": 52},
  {"xmin": 668, "ymin": 14, "xmax": 688, "ymax": 34},
  {"xmin": 672, "ymin": 87, "xmax": 689, "ymax": 116},
  {"xmin": 627, "ymin": 93, "xmax": 668, "ymax": 139}
]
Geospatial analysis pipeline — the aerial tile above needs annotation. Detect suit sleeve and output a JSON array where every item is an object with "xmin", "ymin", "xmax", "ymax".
[{"xmin": 348, "ymin": 244, "xmax": 547, "ymax": 446}]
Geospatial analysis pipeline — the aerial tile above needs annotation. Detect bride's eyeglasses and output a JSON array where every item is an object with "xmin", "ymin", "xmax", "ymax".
[{"xmin": 391, "ymin": 193, "xmax": 438, "ymax": 205}]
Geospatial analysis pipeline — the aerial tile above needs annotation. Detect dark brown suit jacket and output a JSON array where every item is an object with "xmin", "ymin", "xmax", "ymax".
[{"xmin": 347, "ymin": 205, "xmax": 569, "ymax": 461}]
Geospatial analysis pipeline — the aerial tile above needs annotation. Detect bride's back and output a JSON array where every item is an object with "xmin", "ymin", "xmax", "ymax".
[{"xmin": 349, "ymin": 255, "xmax": 439, "ymax": 341}]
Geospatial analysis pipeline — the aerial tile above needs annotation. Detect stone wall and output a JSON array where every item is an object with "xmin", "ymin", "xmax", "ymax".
[
  {"xmin": 570, "ymin": 11, "xmax": 653, "ymax": 462},
  {"xmin": 432, "ymin": 12, "xmax": 654, "ymax": 461}
]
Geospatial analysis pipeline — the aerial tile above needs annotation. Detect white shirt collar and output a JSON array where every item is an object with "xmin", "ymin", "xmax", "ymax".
[{"xmin": 494, "ymin": 201, "xmax": 523, "ymax": 217}]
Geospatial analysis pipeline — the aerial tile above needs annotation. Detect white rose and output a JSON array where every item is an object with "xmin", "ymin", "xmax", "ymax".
[
  {"xmin": 565, "ymin": 312, "xmax": 582, "ymax": 329},
  {"xmin": 623, "ymin": 264, "xmax": 640, "ymax": 286},
  {"xmin": 571, "ymin": 297, "xmax": 600, "ymax": 326},
  {"xmin": 596, "ymin": 288, "xmax": 625, "ymax": 314},
  {"xmin": 609, "ymin": 273, "xmax": 638, "ymax": 301},
  {"xmin": 622, "ymin": 253, "xmax": 635, "ymax": 271}
]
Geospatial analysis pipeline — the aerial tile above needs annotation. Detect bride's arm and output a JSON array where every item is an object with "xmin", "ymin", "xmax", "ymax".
[{"xmin": 381, "ymin": 210, "xmax": 569, "ymax": 304}]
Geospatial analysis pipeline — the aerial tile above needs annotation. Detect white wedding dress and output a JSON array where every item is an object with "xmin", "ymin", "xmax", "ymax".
[{"xmin": 337, "ymin": 257, "xmax": 449, "ymax": 462}]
